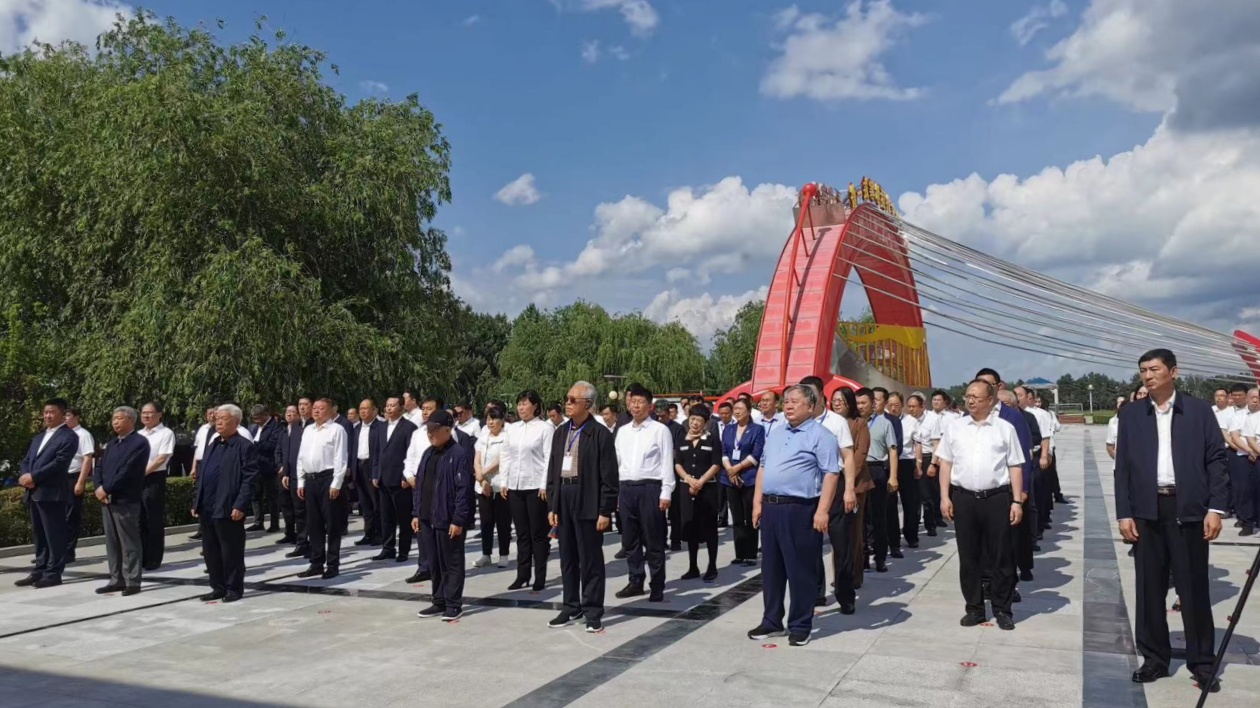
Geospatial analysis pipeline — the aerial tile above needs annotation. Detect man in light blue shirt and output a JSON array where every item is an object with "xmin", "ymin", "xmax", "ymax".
[
  {"xmin": 748, "ymin": 385, "xmax": 840, "ymax": 647},
  {"xmin": 859, "ymin": 388, "xmax": 901, "ymax": 571}
]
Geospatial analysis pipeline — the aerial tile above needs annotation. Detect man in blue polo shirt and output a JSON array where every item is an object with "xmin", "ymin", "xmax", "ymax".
[{"xmin": 748, "ymin": 384, "xmax": 840, "ymax": 647}]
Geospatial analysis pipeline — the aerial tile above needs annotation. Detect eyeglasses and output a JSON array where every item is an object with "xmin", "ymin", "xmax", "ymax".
[
  {"xmin": 963, "ymin": 395, "xmax": 991, "ymax": 402},
  {"xmin": 565, "ymin": 397, "xmax": 591, "ymax": 405}
]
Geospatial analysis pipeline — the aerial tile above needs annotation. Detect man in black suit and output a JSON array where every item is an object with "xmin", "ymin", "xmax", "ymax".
[
  {"xmin": 278, "ymin": 404, "xmax": 309, "ymax": 557},
  {"xmin": 372, "ymin": 396, "xmax": 418, "ymax": 562},
  {"xmin": 353, "ymin": 399, "xmax": 385, "ymax": 546},
  {"xmin": 1115, "ymin": 348, "xmax": 1229, "ymax": 692},
  {"xmin": 332, "ymin": 401, "xmax": 358, "ymax": 536},
  {"xmin": 15, "ymin": 398, "xmax": 80, "ymax": 588},
  {"xmin": 248, "ymin": 404, "xmax": 283, "ymax": 533},
  {"xmin": 193, "ymin": 404, "xmax": 259, "ymax": 603},
  {"xmin": 545, "ymin": 380, "xmax": 619, "ymax": 633}
]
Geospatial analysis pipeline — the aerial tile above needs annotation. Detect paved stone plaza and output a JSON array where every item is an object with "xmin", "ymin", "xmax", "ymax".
[{"xmin": 0, "ymin": 426, "xmax": 1257, "ymax": 708}]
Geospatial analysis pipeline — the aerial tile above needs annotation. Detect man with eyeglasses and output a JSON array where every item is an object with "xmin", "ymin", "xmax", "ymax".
[
  {"xmin": 545, "ymin": 381, "xmax": 619, "ymax": 632},
  {"xmin": 936, "ymin": 379, "xmax": 1025, "ymax": 631}
]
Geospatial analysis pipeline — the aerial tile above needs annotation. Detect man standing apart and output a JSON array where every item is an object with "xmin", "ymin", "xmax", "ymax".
[
  {"xmin": 248, "ymin": 405, "xmax": 283, "ymax": 533},
  {"xmin": 1116, "ymin": 349, "xmax": 1228, "ymax": 691},
  {"xmin": 936, "ymin": 379, "xmax": 1025, "ymax": 631},
  {"xmin": 297, "ymin": 398, "xmax": 349, "ymax": 579},
  {"xmin": 413, "ymin": 410, "xmax": 474, "ymax": 621},
  {"xmin": 66, "ymin": 406, "xmax": 96, "ymax": 563},
  {"xmin": 93, "ymin": 406, "xmax": 149, "ymax": 595},
  {"xmin": 547, "ymin": 381, "xmax": 619, "ymax": 631},
  {"xmin": 194, "ymin": 405, "xmax": 258, "ymax": 603},
  {"xmin": 15, "ymin": 398, "xmax": 79, "ymax": 588},
  {"xmin": 138, "ymin": 402, "xmax": 176, "ymax": 570},
  {"xmin": 748, "ymin": 385, "xmax": 840, "ymax": 647},
  {"xmin": 614, "ymin": 384, "xmax": 676, "ymax": 603}
]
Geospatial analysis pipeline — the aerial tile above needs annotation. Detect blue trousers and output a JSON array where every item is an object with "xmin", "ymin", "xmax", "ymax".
[
  {"xmin": 1229, "ymin": 455, "xmax": 1257, "ymax": 527},
  {"xmin": 761, "ymin": 500, "xmax": 822, "ymax": 635}
]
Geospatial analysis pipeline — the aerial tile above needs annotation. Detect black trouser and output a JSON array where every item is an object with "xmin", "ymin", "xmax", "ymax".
[
  {"xmin": 280, "ymin": 474, "xmax": 308, "ymax": 550},
  {"xmin": 668, "ymin": 484, "xmax": 682, "ymax": 547},
  {"xmin": 828, "ymin": 493, "xmax": 860, "ymax": 605},
  {"xmin": 304, "ymin": 470, "xmax": 345, "ymax": 570},
  {"xmin": 761, "ymin": 498, "xmax": 821, "ymax": 635},
  {"xmin": 66, "ymin": 489, "xmax": 85, "ymax": 557},
  {"xmin": 1135, "ymin": 495, "xmax": 1216, "ymax": 674},
  {"xmin": 379, "ymin": 484, "xmax": 414, "ymax": 558},
  {"xmin": 1015, "ymin": 496, "xmax": 1035, "ymax": 574},
  {"xmin": 201, "ymin": 517, "xmax": 247, "ymax": 596},
  {"xmin": 866, "ymin": 462, "xmax": 897, "ymax": 563},
  {"xmin": 620, "ymin": 480, "xmax": 666, "ymax": 593},
  {"xmin": 140, "ymin": 472, "xmax": 167, "ymax": 568},
  {"xmin": 30, "ymin": 499, "xmax": 69, "ymax": 580},
  {"xmin": 1045, "ymin": 452, "xmax": 1062, "ymax": 498},
  {"xmin": 1035, "ymin": 455, "xmax": 1053, "ymax": 532},
  {"xmin": 952, "ymin": 485, "xmax": 1016, "ymax": 616},
  {"xmin": 509, "ymin": 488, "xmax": 550, "ymax": 584},
  {"xmin": 354, "ymin": 459, "xmax": 379, "ymax": 540},
  {"xmin": 252, "ymin": 468, "xmax": 280, "ymax": 527},
  {"xmin": 919, "ymin": 454, "xmax": 942, "ymax": 530},
  {"xmin": 1228, "ymin": 455, "xmax": 1257, "ymax": 527},
  {"xmin": 558, "ymin": 481, "xmax": 606, "ymax": 621},
  {"xmin": 726, "ymin": 482, "xmax": 758, "ymax": 561},
  {"xmin": 685, "ymin": 483, "xmax": 720, "ymax": 570},
  {"xmin": 478, "ymin": 490, "xmax": 511, "ymax": 557},
  {"xmin": 421, "ymin": 523, "xmax": 465, "ymax": 614},
  {"xmin": 895, "ymin": 459, "xmax": 920, "ymax": 544},
  {"xmin": 717, "ymin": 486, "xmax": 730, "ymax": 526}
]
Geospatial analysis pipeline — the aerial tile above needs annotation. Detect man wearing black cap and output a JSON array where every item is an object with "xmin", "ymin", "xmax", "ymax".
[{"xmin": 412, "ymin": 410, "xmax": 475, "ymax": 621}]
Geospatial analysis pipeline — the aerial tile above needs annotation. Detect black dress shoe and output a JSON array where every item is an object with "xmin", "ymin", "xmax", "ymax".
[
  {"xmin": 507, "ymin": 578, "xmax": 528, "ymax": 590},
  {"xmin": 1013, "ymin": 589, "xmax": 1022, "ymax": 603},
  {"xmin": 275, "ymin": 535, "xmax": 296, "ymax": 545},
  {"xmin": 321, "ymin": 568, "xmax": 339, "ymax": 580},
  {"xmin": 839, "ymin": 601, "xmax": 856, "ymax": 615},
  {"xmin": 648, "ymin": 591, "xmax": 665, "ymax": 603},
  {"xmin": 960, "ymin": 612, "xmax": 986, "ymax": 627},
  {"xmin": 702, "ymin": 567, "xmax": 718, "ymax": 582},
  {"xmin": 680, "ymin": 568, "xmax": 701, "ymax": 581},
  {"xmin": 284, "ymin": 549, "xmax": 307, "ymax": 559},
  {"xmin": 267, "ymin": 524, "xmax": 280, "ymax": 533},
  {"xmin": 121, "ymin": 586, "xmax": 141, "ymax": 596},
  {"xmin": 1241, "ymin": 526, "xmax": 1256, "ymax": 537},
  {"xmin": 875, "ymin": 563, "xmax": 888, "ymax": 573},
  {"xmin": 296, "ymin": 567, "xmax": 324, "ymax": 579},
  {"xmin": 371, "ymin": 551, "xmax": 396, "ymax": 561},
  {"xmin": 926, "ymin": 528, "xmax": 937, "ymax": 537},
  {"xmin": 65, "ymin": 553, "xmax": 76, "ymax": 564},
  {"xmin": 615, "ymin": 584, "xmax": 645, "ymax": 599},
  {"xmin": 190, "ymin": 532, "xmax": 202, "ymax": 540},
  {"xmin": 246, "ymin": 523, "xmax": 265, "ymax": 532},
  {"xmin": 670, "ymin": 542, "xmax": 682, "ymax": 552},
  {"xmin": 95, "ymin": 584, "xmax": 125, "ymax": 594},
  {"xmin": 142, "ymin": 564, "xmax": 160, "ymax": 571},
  {"xmin": 614, "ymin": 549, "xmax": 628, "ymax": 560},
  {"xmin": 1131, "ymin": 663, "xmax": 1168, "ymax": 683},
  {"xmin": 407, "ymin": 572, "xmax": 431, "ymax": 584},
  {"xmin": 395, "ymin": 555, "xmax": 410, "ymax": 563},
  {"xmin": 200, "ymin": 591, "xmax": 227, "ymax": 602},
  {"xmin": 223, "ymin": 593, "xmax": 242, "ymax": 603},
  {"xmin": 14, "ymin": 574, "xmax": 39, "ymax": 587},
  {"xmin": 1054, "ymin": 495, "xmax": 1069, "ymax": 504},
  {"xmin": 994, "ymin": 613, "xmax": 1015, "ymax": 630},
  {"xmin": 814, "ymin": 596, "xmax": 827, "ymax": 607},
  {"xmin": 1020, "ymin": 569, "xmax": 1034, "ymax": 582},
  {"xmin": 354, "ymin": 536, "xmax": 373, "ymax": 546},
  {"xmin": 907, "ymin": 541, "xmax": 919, "ymax": 549},
  {"xmin": 531, "ymin": 580, "xmax": 546, "ymax": 592},
  {"xmin": 1191, "ymin": 671, "xmax": 1221, "ymax": 693},
  {"xmin": 33, "ymin": 576, "xmax": 61, "ymax": 588},
  {"xmin": 890, "ymin": 550, "xmax": 904, "ymax": 559}
]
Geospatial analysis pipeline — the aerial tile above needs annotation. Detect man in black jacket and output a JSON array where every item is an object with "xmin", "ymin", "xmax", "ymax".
[
  {"xmin": 248, "ymin": 404, "xmax": 283, "ymax": 533},
  {"xmin": 1115, "ymin": 348, "xmax": 1229, "ymax": 692},
  {"xmin": 546, "ymin": 380, "xmax": 619, "ymax": 633},
  {"xmin": 93, "ymin": 406, "xmax": 150, "ymax": 595},
  {"xmin": 373, "ymin": 396, "xmax": 418, "ymax": 562},
  {"xmin": 194, "ymin": 404, "xmax": 259, "ymax": 603},
  {"xmin": 353, "ymin": 399, "xmax": 385, "ymax": 547},
  {"xmin": 411, "ymin": 410, "xmax": 474, "ymax": 621},
  {"xmin": 16, "ymin": 398, "xmax": 80, "ymax": 589},
  {"xmin": 277, "ymin": 404, "xmax": 309, "ymax": 557}
]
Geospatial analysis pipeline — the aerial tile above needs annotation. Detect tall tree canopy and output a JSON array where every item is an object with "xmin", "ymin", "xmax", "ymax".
[
  {"xmin": 495, "ymin": 302, "xmax": 709, "ymax": 406},
  {"xmin": 0, "ymin": 13, "xmax": 462, "ymax": 464},
  {"xmin": 708, "ymin": 301, "xmax": 764, "ymax": 394}
]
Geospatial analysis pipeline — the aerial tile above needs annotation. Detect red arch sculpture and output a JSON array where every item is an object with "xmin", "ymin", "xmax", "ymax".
[{"xmin": 723, "ymin": 182, "xmax": 929, "ymax": 402}]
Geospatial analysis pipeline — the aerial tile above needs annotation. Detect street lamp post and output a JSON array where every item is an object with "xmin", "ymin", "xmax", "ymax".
[{"xmin": 1088, "ymin": 384, "xmax": 1094, "ymax": 413}]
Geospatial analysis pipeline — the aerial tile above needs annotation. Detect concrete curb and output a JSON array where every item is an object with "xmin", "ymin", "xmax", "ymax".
[{"xmin": 0, "ymin": 523, "xmax": 201, "ymax": 559}]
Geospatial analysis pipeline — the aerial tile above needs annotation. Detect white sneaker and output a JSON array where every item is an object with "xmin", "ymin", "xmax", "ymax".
[
  {"xmin": 473, "ymin": 555, "xmax": 492, "ymax": 568},
  {"xmin": 496, "ymin": 555, "xmax": 509, "ymax": 568}
]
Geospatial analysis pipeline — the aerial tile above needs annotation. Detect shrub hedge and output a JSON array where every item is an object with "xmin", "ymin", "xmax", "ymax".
[{"xmin": 0, "ymin": 476, "xmax": 197, "ymax": 548}]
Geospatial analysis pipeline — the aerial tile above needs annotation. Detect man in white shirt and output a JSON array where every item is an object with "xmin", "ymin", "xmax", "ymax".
[
  {"xmin": 916, "ymin": 391, "xmax": 947, "ymax": 535},
  {"xmin": 887, "ymin": 392, "xmax": 923, "ymax": 549},
  {"xmin": 298, "ymin": 397, "xmax": 314, "ymax": 427},
  {"xmin": 1228, "ymin": 388, "xmax": 1260, "ymax": 535},
  {"xmin": 613, "ymin": 383, "xmax": 675, "ymax": 602},
  {"xmin": 1225, "ymin": 383, "xmax": 1251, "ymax": 521},
  {"xmin": 65, "ymin": 407, "xmax": 96, "ymax": 563},
  {"xmin": 352, "ymin": 399, "xmax": 384, "ymax": 547},
  {"xmin": 1240, "ymin": 391, "xmax": 1260, "ymax": 537},
  {"xmin": 402, "ymin": 390, "xmax": 425, "ymax": 426},
  {"xmin": 547, "ymin": 403, "xmax": 568, "ymax": 430},
  {"xmin": 137, "ymin": 402, "xmax": 176, "ymax": 570},
  {"xmin": 455, "ymin": 403, "xmax": 482, "ymax": 440},
  {"xmin": 296, "ymin": 398, "xmax": 350, "ymax": 580},
  {"xmin": 1212, "ymin": 387, "xmax": 1233, "ymax": 433},
  {"xmin": 936, "ymin": 379, "xmax": 1025, "ymax": 631}
]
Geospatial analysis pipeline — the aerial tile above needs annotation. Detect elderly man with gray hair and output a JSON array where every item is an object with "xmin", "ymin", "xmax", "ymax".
[
  {"xmin": 93, "ymin": 406, "xmax": 150, "ymax": 595},
  {"xmin": 193, "ymin": 404, "xmax": 259, "ymax": 602}
]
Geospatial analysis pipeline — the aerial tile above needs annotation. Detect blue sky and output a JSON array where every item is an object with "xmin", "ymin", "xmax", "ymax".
[{"xmin": 9, "ymin": 0, "xmax": 1260, "ymax": 389}]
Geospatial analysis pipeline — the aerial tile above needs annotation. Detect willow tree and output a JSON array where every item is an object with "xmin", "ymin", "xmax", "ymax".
[
  {"xmin": 0, "ymin": 13, "xmax": 458, "ymax": 460},
  {"xmin": 495, "ymin": 302, "xmax": 709, "ymax": 405}
]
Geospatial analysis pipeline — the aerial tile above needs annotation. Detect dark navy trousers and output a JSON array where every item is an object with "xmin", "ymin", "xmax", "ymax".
[
  {"xmin": 1228, "ymin": 455, "xmax": 1256, "ymax": 526},
  {"xmin": 760, "ymin": 499, "xmax": 822, "ymax": 635}
]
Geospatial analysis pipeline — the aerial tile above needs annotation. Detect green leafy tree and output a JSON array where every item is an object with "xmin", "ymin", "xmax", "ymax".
[
  {"xmin": 0, "ymin": 13, "xmax": 458, "ymax": 468},
  {"xmin": 708, "ymin": 300, "xmax": 764, "ymax": 393}
]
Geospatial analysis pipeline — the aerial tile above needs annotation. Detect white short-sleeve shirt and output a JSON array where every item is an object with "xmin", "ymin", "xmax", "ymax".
[
  {"xmin": 935, "ymin": 415, "xmax": 1025, "ymax": 492},
  {"xmin": 139, "ymin": 424, "xmax": 176, "ymax": 471}
]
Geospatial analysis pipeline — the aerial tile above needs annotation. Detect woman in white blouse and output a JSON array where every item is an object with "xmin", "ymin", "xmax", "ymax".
[
  {"xmin": 474, "ymin": 407, "xmax": 511, "ymax": 569},
  {"xmin": 499, "ymin": 390, "xmax": 554, "ymax": 591}
]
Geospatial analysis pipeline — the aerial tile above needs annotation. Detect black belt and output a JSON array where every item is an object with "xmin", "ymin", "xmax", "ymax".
[
  {"xmin": 560, "ymin": 477, "xmax": 580, "ymax": 485},
  {"xmin": 1156, "ymin": 485, "xmax": 1176, "ymax": 496},
  {"xmin": 621, "ymin": 479, "xmax": 661, "ymax": 487},
  {"xmin": 951, "ymin": 483, "xmax": 1011, "ymax": 499},
  {"xmin": 763, "ymin": 494, "xmax": 818, "ymax": 505},
  {"xmin": 306, "ymin": 469, "xmax": 334, "ymax": 479},
  {"xmin": 867, "ymin": 461, "xmax": 888, "ymax": 468}
]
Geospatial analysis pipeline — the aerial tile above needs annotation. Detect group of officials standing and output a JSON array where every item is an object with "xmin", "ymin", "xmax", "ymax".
[{"xmin": 10, "ymin": 347, "xmax": 1237, "ymax": 692}]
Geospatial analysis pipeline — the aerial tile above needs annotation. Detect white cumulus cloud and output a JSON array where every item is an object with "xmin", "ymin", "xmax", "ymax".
[
  {"xmin": 359, "ymin": 80, "xmax": 389, "ymax": 94},
  {"xmin": 761, "ymin": 0, "xmax": 928, "ymax": 102},
  {"xmin": 577, "ymin": 0, "xmax": 659, "ymax": 37},
  {"xmin": 1010, "ymin": 0, "xmax": 1069, "ymax": 46},
  {"xmin": 644, "ymin": 286, "xmax": 769, "ymax": 344},
  {"xmin": 581, "ymin": 39, "xmax": 600, "ymax": 64},
  {"xmin": 0, "ymin": 0, "xmax": 130, "ymax": 55},
  {"xmin": 494, "ymin": 173, "xmax": 543, "ymax": 206}
]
